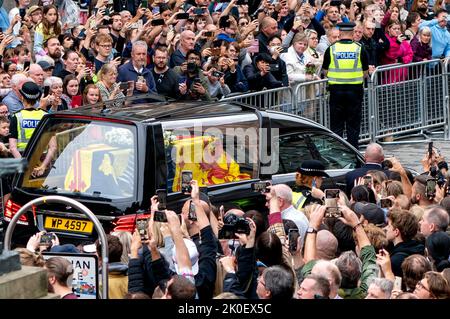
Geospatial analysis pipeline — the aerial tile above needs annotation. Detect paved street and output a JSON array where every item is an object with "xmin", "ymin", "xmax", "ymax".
[{"xmin": 360, "ymin": 138, "xmax": 450, "ymax": 173}]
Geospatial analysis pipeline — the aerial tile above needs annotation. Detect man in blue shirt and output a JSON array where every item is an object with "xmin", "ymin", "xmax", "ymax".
[
  {"xmin": 118, "ymin": 40, "xmax": 157, "ymax": 97},
  {"xmin": 419, "ymin": 9, "xmax": 450, "ymax": 60}
]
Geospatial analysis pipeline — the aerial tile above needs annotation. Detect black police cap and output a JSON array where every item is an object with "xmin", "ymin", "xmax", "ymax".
[{"xmin": 337, "ymin": 22, "xmax": 356, "ymax": 31}]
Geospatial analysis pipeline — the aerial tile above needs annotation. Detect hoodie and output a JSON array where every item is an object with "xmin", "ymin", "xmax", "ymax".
[
  {"xmin": 316, "ymin": 35, "xmax": 331, "ymax": 55},
  {"xmin": 390, "ymin": 240, "xmax": 425, "ymax": 277}
]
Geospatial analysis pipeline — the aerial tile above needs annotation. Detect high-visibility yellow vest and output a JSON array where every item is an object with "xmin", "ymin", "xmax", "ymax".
[
  {"xmin": 327, "ymin": 41, "xmax": 363, "ymax": 85},
  {"xmin": 292, "ymin": 191, "xmax": 308, "ymax": 210},
  {"xmin": 16, "ymin": 109, "xmax": 46, "ymax": 151}
]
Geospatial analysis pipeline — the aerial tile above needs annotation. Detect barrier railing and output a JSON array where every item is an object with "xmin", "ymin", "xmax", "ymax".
[
  {"xmin": 220, "ymin": 86, "xmax": 294, "ymax": 112},
  {"xmin": 220, "ymin": 59, "xmax": 449, "ymax": 144}
]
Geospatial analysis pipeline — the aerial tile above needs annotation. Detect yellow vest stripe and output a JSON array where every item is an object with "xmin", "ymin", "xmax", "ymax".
[
  {"xmin": 328, "ymin": 42, "xmax": 363, "ymax": 85},
  {"xmin": 16, "ymin": 109, "xmax": 46, "ymax": 151}
]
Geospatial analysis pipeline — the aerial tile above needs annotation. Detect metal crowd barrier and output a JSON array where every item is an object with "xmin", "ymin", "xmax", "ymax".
[
  {"xmin": 220, "ymin": 86, "xmax": 294, "ymax": 112},
  {"xmin": 221, "ymin": 59, "xmax": 449, "ymax": 144}
]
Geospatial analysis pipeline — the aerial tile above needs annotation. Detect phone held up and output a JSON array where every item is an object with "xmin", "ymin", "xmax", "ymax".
[
  {"xmin": 288, "ymin": 229, "xmax": 300, "ymax": 253},
  {"xmin": 251, "ymin": 181, "xmax": 271, "ymax": 193},
  {"xmin": 188, "ymin": 201, "xmax": 197, "ymax": 221},
  {"xmin": 136, "ymin": 217, "xmax": 149, "ymax": 239},
  {"xmin": 324, "ymin": 189, "xmax": 341, "ymax": 218},
  {"xmin": 181, "ymin": 170, "xmax": 193, "ymax": 193}
]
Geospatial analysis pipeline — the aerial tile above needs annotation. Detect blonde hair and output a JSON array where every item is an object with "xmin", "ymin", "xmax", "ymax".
[
  {"xmin": 15, "ymin": 248, "xmax": 45, "ymax": 267},
  {"xmin": 97, "ymin": 63, "xmax": 118, "ymax": 82}
]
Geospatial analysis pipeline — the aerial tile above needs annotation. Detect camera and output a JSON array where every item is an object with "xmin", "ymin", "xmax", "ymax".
[
  {"xmin": 251, "ymin": 181, "xmax": 271, "ymax": 193},
  {"xmin": 324, "ymin": 189, "xmax": 341, "ymax": 218},
  {"xmin": 219, "ymin": 214, "xmax": 250, "ymax": 239},
  {"xmin": 136, "ymin": 217, "xmax": 149, "ymax": 239},
  {"xmin": 181, "ymin": 170, "xmax": 193, "ymax": 193},
  {"xmin": 212, "ymin": 70, "xmax": 224, "ymax": 78},
  {"xmin": 187, "ymin": 62, "xmax": 197, "ymax": 73},
  {"xmin": 188, "ymin": 201, "xmax": 197, "ymax": 221}
]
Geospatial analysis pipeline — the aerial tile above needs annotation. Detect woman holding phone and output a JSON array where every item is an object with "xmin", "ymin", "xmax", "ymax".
[
  {"xmin": 42, "ymin": 76, "xmax": 68, "ymax": 112},
  {"xmin": 96, "ymin": 63, "xmax": 127, "ymax": 108}
]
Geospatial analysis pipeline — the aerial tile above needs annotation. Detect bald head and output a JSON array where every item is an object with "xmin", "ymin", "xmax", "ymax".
[
  {"xmin": 364, "ymin": 143, "xmax": 384, "ymax": 164},
  {"xmin": 180, "ymin": 30, "xmax": 196, "ymax": 52},
  {"xmin": 311, "ymin": 260, "xmax": 342, "ymax": 295},
  {"xmin": 28, "ymin": 64, "xmax": 44, "ymax": 86},
  {"xmin": 261, "ymin": 17, "xmax": 278, "ymax": 37},
  {"xmin": 316, "ymin": 230, "xmax": 338, "ymax": 260}
]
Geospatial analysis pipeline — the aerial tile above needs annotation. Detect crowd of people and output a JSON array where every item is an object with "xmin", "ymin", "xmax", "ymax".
[{"xmin": 15, "ymin": 143, "xmax": 450, "ymax": 299}]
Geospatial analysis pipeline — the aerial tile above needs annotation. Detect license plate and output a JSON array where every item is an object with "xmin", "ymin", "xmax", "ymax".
[{"xmin": 44, "ymin": 216, "xmax": 94, "ymax": 234}]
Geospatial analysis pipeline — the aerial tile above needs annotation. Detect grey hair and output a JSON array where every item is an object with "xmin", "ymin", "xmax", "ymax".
[
  {"xmin": 424, "ymin": 205, "xmax": 449, "ymax": 231},
  {"xmin": 132, "ymin": 40, "xmax": 148, "ymax": 52},
  {"xmin": 11, "ymin": 73, "xmax": 29, "ymax": 88},
  {"xmin": 369, "ymin": 278, "xmax": 394, "ymax": 298},
  {"xmin": 335, "ymin": 251, "xmax": 362, "ymax": 289},
  {"xmin": 272, "ymin": 184, "xmax": 293, "ymax": 204},
  {"xmin": 43, "ymin": 76, "xmax": 63, "ymax": 88},
  {"xmin": 263, "ymin": 265, "xmax": 295, "ymax": 300},
  {"xmin": 365, "ymin": 143, "xmax": 384, "ymax": 163}
]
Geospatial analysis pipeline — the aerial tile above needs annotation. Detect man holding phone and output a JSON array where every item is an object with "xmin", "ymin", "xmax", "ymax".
[{"xmin": 118, "ymin": 40, "xmax": 157, "ymax": 98}]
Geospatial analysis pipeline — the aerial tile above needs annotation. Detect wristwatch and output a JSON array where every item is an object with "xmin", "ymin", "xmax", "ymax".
[{"xmin": 306, "ymin": 226, "xmax": 318, "ymax": 234}]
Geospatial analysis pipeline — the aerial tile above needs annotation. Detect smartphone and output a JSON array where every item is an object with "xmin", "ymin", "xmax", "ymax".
[
  {"xmin": 235, "ymin": 218, "xmax": 250, "ymax": 235},
  {"xmin": 204, "ymin": 31, "xmax": 214, "ymax": 37},
  {"xmin": 152, "ymin": 6, "xmax": 160, "ymax": 14},
  {"xmin": 394, "ymin": 276, "xmax": 402, "ymax": 291},
  {"xmin": 23, "ymin": 61, "xmax": 30, "ymax": 70},
  {"xmin": 0, "ymin": 27, "xmax": 3, "ymax": 33},
  {"xmin": 156, "ymin": 189, "xmax": 167, "ymax": 210},
  {"xmin": 151, "ymin": 19, "xmax": 165, "ymax": 26},
  {"xmin": 176, "ymin": 13, "xmax": 190, "ymax": 20},
  {"xmin": 428, "ymin": 141, "xmax": 433, "ymax": 159},
  {"xmin": 193, "ymin": 77, "xmax": 201, "ymax": 84},
  {"xmin": 85, "ymin": 61, "xmax": 94, "ymax": 71},
  {"xmin": 119, "ymin": 82, "xmax": 128, "ymax": 91},
  {"xmin": 212, "ymin": 70, "xmax": 224, "ymax": 78},
  {"xmin": 247, "ymin": 39, "xmax": 259, "ymax": 54},
  {"xmin": 44, "ymin": 85, "xmax": 50, "ymax": 97},
  {"xmin": 78, "ymin": 28, "xmax": 86, "ymax": 39},
  {"xmin": 288, "ymin": 229, "xmax": 300, "ymax": 253},
  {"xmin": 153, "ymin": 210, "xmax": 168, "ymax": 223},
  {"xmin": 251, "ymin": 181, "xmax": 271, "ymax": 192},
  {"xmin": 142, "ymin": 0, "xmax": 149, "ymax": 9},
  {"xmin": 426, "ymin": 179, "xmax": 436, "ymax": 198},
  {"xmin": 178, "ymin": 75, "xmax": 187, "ymax": 84},
  {"xmin": 194, "ymin": 7, "xmax": 205, "ymax": 15},
  {"xmin": 181, "ymin": 170, "xmax": 193, "ymax": 193},
  {"xmin": 188, "ymin": 201, "xmax": 198, "ymax": 221},
  {"xmin": 269, "ymin": 64, "xmax": 279, "ymax": 72},
  {"xmin": 136, "ymin": 217, "xmax": 149, "ymax": 239},
  {"xmin": 40, "ymin": 232, "xmax": 54, "ymax": 245},
  {"xmin": 324, "ymin": 189, "xmax": 341, "ymax": 218},
  {"xmin": 380, "ymin": 198, "xmax": 393, "ymax": 208},
  {"xmin": 330, "ymin": 0, "xmax": 341, "ymax": 7},
  {"xmin": 236, "ymin": 0, "xmax": 249, "ymax": 4},
  {"xmin": 363, "ymin": 175, "xmax": 373, "ymax": 187},
  {"xmin": 19, "ymin": 8, "xmax": 26, "ymax": 19}
]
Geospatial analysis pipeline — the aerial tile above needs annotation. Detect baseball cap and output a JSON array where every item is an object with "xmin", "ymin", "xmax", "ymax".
[
  {"xmin": 353, "ymin": 202, "xmax": 386, "ymax": 226},
  {"xmin": 37, "ymin": 60, "xmax": 54, "ymax": 71},
  {"xmin": 27, "ymin": 5, "xmax": 42, "ymax": 16}
]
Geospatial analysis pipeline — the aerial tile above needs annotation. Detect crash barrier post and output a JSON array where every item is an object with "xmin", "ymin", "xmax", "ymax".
[
  {"xmin": 220, "ymin": 86, "xmax": 294, "ymax": 111},
  {"xmin": 369, "ymin": 59, "xmax": 447, "ymax": 143},
  {"xmin": 3, "ymin": 195, "xmax": 109, "ymax": 299},
  {"xmin": 444, "ymin": 58, "xmax": 450, "ymax": 140}
]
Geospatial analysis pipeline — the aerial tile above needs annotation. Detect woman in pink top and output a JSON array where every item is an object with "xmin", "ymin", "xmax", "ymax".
[{"xmin": 381, "ymin": 20, "xmax": 414, "ymax": 83}]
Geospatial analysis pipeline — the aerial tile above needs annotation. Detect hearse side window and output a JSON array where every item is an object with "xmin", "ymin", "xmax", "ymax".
[
  {"xmin": 277, "ymin": 134, "xmax": 314, "ymax": 174},
  {"xmin": 20, "ymin": 119, "xmax": 137, "ymax": 200},
  {"xmin": 162, "ymin": 114, "xmax": 259, "ymax": 193},
  {"xmin": 306, "ymin": 133, "xmax": 359, "ymax": 169}
]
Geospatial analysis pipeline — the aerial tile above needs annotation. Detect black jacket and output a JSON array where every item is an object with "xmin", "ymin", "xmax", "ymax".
[
  {"xmin": 127, "ymin": 245, "xmax": 157, "ymax": 296},
  {"xmin": 243, "ymin": 62, "xmax": 283, "ymax": 92},
  {"xmin": 345, "ymin": 163, "xmax": 385, "ymax": 196},
  {"xmin": 192, "ymin": 225, "xmax": 218, "ymax": 300},
  {"xmin": 360, "ymin": 29, "xmax": 390, "ymax": 67},
  {"xmin": 390, "ymin": 240, "xmax": 425, "ymax": 277},
  {"xmin": 223, "ymin": 246, "xmax": 258, "ymax": 299}
]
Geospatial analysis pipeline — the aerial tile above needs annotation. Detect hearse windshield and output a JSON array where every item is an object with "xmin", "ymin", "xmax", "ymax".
[{"xmin": 19, "ymin": 118, "xmax": 137, "ymax": 200}]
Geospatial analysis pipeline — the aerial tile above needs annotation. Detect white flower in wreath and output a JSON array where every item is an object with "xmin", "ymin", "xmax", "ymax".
[{"xmin": 105, "ymin": 128, "xmax": 133, "ymax": 146}]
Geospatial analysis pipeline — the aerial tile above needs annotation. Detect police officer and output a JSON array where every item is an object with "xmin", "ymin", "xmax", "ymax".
[
  {"xmin": 9, "ymin": 82, "xmax": 46, "ymax": 158},
  {"xmin": 292, "ymin": 160, "xmax": 328, "ymax": 210},
  {"xmin": 322, "ymin": 22, "xmax": 369, "ymax": 149}
]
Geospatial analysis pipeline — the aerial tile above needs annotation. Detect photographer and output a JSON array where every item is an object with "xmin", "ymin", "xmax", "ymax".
[
  {"xmin": 220, "ymin": 217, "xmax": 258, "ymax": 299},
  {"xmin": 243, "ymin": 52, "xmax": 283, "ymax": 91},
  {"xmin": 205, "ymin": 66, "xmax": 231, "ymax": 99},
  {"xmin": 174, "ymin": 50, "xmax": 212, "ymax": 101}
]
